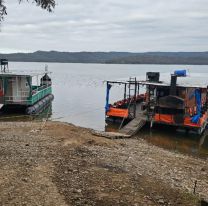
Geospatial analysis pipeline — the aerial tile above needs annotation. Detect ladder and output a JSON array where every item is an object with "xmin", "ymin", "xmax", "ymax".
[
  {"xmin": 127, "ymin": 77, "xmax": 137, "ymax": 119},
  {"xmin": 147, "ymin": 84, "xmax": 156, "ymax": 120}
]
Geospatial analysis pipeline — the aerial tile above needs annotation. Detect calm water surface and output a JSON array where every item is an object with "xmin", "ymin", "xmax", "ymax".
[{"xmin": 8, "ymin": 62, "xmax": 208, "ymax": 158}]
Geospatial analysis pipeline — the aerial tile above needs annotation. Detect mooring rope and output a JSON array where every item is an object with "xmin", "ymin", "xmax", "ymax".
[{"xmin": 39, "ymin": 104, "xmax": 52, "ymax": 132}]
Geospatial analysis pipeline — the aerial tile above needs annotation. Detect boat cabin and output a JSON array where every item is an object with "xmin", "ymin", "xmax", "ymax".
[{"xmin": 0, "ymin": 71, "xmax": 52, "ymax": 106}]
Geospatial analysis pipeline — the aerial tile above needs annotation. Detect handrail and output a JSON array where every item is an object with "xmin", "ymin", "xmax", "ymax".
[
  {"xmin": 32, "ymin": 85, "xmax": 50, "ymax": 93},
  {"xmin": 29, "ymin": 86, "xmax": 52, "ymax": 105},
  {"xmin": 32, "ymin": 86, "xmax": 51, "ymax": 96}
]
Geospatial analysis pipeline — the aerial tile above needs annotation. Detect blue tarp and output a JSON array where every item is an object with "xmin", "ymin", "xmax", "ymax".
[
  {"xmin": 191, "ymin": 89, "xmax": 201, "ymax": 123},
  {"xmin": 105, "ymin": 83, "xmax": 112, "ymax": 112},
  {"xmin": 174, "ymin": 70, "xmax": 187, "ymax": 77}
]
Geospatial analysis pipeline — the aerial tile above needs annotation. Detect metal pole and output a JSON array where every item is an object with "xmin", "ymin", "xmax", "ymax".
[
  {"xmin": 124, "ymin": 83, "xmax": 127, "ymax": 100},
  {"xmin": 105, "ymin": 81, "xmax": 109, "ymax": 118},
  {"xmin": 129, "ymin": 81, "xmax": 130, "ymax": 99},
  {"xmin": 134, "ymin": 78, "xmax": 137, "ymax": 118},
  {"xmin": 206, "ymin": 86, "xmax": 208, "ymax": 111},
  {"xmin": 16, "ymin": 76, "xmax": 18, "ymax": 100},
  {"xmin": 36, "ymin": 75, "xmax": 38, "ymax": 93},
  {"xmin": 137, "ymin": 83, "xmax": 139, "ymax": 95},
  {"xmin": 148, "ymin": 85, "xmax": 150, "ymax": 119}
]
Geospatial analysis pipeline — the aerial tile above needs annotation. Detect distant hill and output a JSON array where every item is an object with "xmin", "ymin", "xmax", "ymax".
[
  {"xmin": 0, "ymin": 51, "xmax": 208, "ymax": 65},
  {"xmin": 106, "ymin": 52, "xmax": 208, "ymax": 65}
]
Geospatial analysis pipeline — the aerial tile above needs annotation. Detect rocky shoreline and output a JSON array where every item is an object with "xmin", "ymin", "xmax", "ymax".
[{"xmin": 0, "ymin": 121, "xmax": 207, "ymax": 205}]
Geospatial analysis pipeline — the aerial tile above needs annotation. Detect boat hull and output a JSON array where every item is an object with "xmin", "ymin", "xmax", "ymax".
[{"xmin": 26, "ymin": 94, "xmax": 54, "ymax": 115}]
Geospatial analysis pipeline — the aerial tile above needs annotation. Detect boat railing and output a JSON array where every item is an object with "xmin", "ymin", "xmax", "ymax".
[
  {"xmin": 32, "ymin": 84, "xmax": 49, "ymax": 93},
  {"xmin": 28, "ymin": 86, "xmax": 52, "ymax": 105}
]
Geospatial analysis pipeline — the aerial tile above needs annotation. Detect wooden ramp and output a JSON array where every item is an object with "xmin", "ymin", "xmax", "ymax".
[
  {"xmin": 119, "ymin": 115, "xmax": 146, "ymax": 136},
  {"xmin": 91, "ymin": 130, "xmax": 131, "ymax": 139},
  {"xmin": 92, "ymin": 115, "xmax": 146, "ymax": 139}
]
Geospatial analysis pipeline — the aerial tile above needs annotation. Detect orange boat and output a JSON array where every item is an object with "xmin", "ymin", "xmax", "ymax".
[{"xmin": 105, "ymin": 71, "xmax": 208, "ymax": 135}]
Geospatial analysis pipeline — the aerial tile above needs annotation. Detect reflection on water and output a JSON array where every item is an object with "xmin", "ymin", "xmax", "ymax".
[
  {"xmin": 106, "ymin": 122, "xmax": 208, "ymax": 158},
  {"xmin": 143, "ymin": 125, "xmax": 208, "ymax": 159},
  {"xmin": 0, "ymin": 104, "xmax": 52, "ymax": 122}
]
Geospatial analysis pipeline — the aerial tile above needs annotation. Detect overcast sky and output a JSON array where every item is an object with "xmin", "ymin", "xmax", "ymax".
[{"xmin": 0, "ymin": 0, "xmax": 208, "ymax": 53}]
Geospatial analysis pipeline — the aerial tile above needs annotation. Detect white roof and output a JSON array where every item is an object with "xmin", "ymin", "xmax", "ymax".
[
  {"xmin": 137, "ymin": 75, "xmax": 208, "ymax": 88},
  {"xmin": 0, "ymin": 70, "xmax": 51, "ymax": 77},
  {"xmin": 109, "ymin": 75, "xmax": 208, "ymax": 89}
]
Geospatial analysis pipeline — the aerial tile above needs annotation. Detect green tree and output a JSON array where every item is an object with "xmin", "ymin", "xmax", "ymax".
[{"xmin": 0, "ymin": 0, "xmax": 55, "ymax": 21}]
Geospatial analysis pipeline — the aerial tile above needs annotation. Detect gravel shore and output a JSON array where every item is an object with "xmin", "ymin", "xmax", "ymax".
[{"xmin": 0, "ymin": 121, "xmax": 207, "ymax": 206}]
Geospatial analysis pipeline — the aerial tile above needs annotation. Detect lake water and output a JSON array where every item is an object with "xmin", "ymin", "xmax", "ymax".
[{"xmin": 8, "ymin": 62, "xmax": 208, "ymax": 158}]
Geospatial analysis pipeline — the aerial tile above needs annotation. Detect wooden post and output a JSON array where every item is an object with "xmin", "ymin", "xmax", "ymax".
[{"xmin": 193, "ymin": 180, "xmax": 197, "ymax": 194}]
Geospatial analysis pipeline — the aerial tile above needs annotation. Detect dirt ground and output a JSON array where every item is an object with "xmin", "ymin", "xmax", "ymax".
[{"xmin": 0, "ymin": 121, "xmax": 207, "ymax": 206}]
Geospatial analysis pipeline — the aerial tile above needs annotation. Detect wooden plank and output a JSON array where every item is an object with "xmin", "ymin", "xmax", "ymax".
[
  {"xmin": 91, "ymin": 130, "xmax": 131, "ymax": 139},
  {"xmin": 119, "ymin": 115, "xmax": 146, "ymax": 136}
]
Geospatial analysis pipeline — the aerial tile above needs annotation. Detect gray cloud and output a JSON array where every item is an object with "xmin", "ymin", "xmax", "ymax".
[{"xmin": 0, "ymin": 0, "xmax": 208, "ymax": 52}]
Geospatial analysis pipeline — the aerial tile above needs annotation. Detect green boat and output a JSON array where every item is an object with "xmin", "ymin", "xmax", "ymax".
[{"xmin": 0, "ymin": 59, "xmax": 54, "ymax": 114}]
